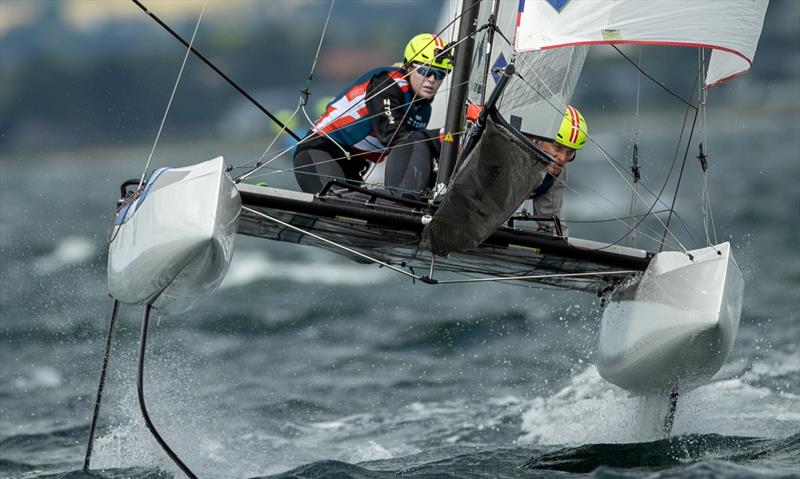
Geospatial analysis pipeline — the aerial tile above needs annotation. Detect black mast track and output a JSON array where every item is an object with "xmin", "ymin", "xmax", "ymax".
[{"xmin": 237, "ymin": 185, "xmax": 653, "ymax": 274}]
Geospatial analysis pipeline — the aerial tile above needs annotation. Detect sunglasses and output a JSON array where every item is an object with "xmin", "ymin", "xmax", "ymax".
[{"xmin": 413, "ymin": 64, "xmax": 448, "ymax": 81}]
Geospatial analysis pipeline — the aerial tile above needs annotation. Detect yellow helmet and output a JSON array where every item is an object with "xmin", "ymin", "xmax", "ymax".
[
  {"xmin": 404, "ymin": 33, "xmax": 454, "ymax": 72},
  {"xmin": 556, "ymin": 105, "xmax": 588, "ymax": 151}
]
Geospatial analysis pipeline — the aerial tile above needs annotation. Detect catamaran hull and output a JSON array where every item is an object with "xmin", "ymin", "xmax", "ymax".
[
  {"xmin": 108, "ymin": 157, "xmax": 240, "ymax": 314},
  {"xmin": 597, "ymin": 242, "xmax": 743, "ymax": 395}
]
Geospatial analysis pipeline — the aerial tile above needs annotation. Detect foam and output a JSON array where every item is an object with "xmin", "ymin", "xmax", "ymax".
[
  {"xmin": 518, "ymin": 363, "xmax": 800, "ymax": 445},
  {"xmin": 220, "ymin": 250, "xmax": 391, "ymax": 289},
  {"xmin": 33, "ymin": 236, "xmax": 96, "ymax": 273},
  {"xmin": 12, "ymin": 366, "xmax": 62, "ymax": 389}
]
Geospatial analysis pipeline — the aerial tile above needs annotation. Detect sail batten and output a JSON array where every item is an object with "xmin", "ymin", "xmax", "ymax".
[{"xmin": 516, "ymin": 0, "xmax": 769, "ymax": 88}]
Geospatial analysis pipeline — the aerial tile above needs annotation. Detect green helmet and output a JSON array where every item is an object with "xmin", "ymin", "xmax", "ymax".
[
  {"xmin": 403, "ymin": 33, "xmax": 454, "ymax": 71},
  {"xmin": 555, "ymin": 105, "xmax": 588, "ymax": 150}
]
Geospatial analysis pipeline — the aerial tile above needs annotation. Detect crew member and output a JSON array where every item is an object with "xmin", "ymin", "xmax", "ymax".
[
  {"xmin": 529, "ymin": 105, "xmax": 588, "ymax": 232},
  {"xmin": 293, "ymin": 33, "xmax": 453, "ymax": 196}
]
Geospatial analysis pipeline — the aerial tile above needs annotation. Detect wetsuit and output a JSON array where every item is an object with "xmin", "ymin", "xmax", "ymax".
[{"xmin": 294, "ymin": 66, "xmax": 440, "ymax": 195}]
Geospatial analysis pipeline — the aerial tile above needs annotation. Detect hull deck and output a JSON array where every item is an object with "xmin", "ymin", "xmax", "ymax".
[{"xmin": 237, "ymin": 183, "xmax": 653, "ymax": 294}]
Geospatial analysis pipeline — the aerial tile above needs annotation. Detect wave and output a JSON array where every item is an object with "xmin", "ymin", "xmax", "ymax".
[
  {"xmin": 220, "ymin": 250, "xmax": 392, "ymax": 289},
  {"xmin": 33, "ymin": 236, "xmax": 97, "ymax": 274},
  {"xmin": 519, "ymin": 364, "xmax": 800, "ymax": 446},
  {"xmin": 11, "ymin": 365, "xmax": 63, "ymax": 390},
  {"xmin": 384, "ymin": 310, "xmax": 530, "ymax": 351},
  {"xmin": 521, "ymin": 433, "xmax": 800, "ymax": 474}
]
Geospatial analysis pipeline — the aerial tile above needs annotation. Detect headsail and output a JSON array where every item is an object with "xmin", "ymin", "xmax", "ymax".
[{"xmin": 516, "ymin": 0, "xmax": 769, "ymax": 88}]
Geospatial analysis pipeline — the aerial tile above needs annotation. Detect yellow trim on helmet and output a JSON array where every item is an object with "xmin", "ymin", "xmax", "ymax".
[{"xmin": 404, "ymin": 33, "xmax": 454, "ymax": 72}]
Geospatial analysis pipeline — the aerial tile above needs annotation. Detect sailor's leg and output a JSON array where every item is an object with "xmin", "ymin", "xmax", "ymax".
[
  {"xmin": 293, "ymin": 148, "xmax": 346, "ymax": 193},
  {"xmin": 385, "ymin": 130, "xmax": 436, "ymax": 196}
]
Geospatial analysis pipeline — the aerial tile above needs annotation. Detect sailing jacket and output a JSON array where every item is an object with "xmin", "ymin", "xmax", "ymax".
[
  {"xmin": 300, "ymin": 66, "xmax": 433, "ymax": 162},
  {"xmin": 530, "ymin": 168, "xmax": 567, "ymax": 233}
]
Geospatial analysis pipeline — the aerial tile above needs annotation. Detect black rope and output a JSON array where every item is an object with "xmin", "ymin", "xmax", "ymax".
[
  {"xmin": 138, "ymin": 304, "xmax": 199, "ymax": 479},
  {"xmin": 83, "ymin": 300, "xmax": 120, "ymax": 472},
  {"xmin": 597, "ymin": 66, "xmax": 702, "ymax": 251},
  {"xmin": 660, "ymin": 103, "xmax": 700, "ymax": 251},
  {"xmin": 130, "ymin": 0, "xmax": 302, "ymax": 142},
  {"xmin": 612, "ymin": 44, "xmax": 697, "ymax": 110}
]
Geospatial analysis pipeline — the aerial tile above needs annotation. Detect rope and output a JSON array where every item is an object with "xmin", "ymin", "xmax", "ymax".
[
  {"xmin": 659, "ymin": 106, "xmax": 699, "ymax": 251},
  {"xmin": 233, "ymin": 13, "xmax": 476, "ymax": 180},
  {"xmin": 235, "ymin": 75, "xmax": 471, "ymax": 181},
  {"xmin": 659, "ymin": 56, "xmax": 705, "ymax": 251},
  {"xmin": 512, "ymin": 69, "xmax": 690, "ymax": 252},
  {"xmin": 698, "ymin": 48, "xmax": 718, "ymax": 246},
  {"xmin": 303, "ymin": 0, "xmax": 335, "ymax": 93},
  {"xmin": 496, "ymin": 30, "xmax": 705, "ymax": 252},
  {"xmin": 629, "ymin": 47, "xmax": 643, "ymax": 246},
  {"xmin": 611, "ymin": 44, "xmax": 697, "ymax": 110},
  {"xmin": 242, "ymin": 206, "xmax": 423, "ymax": 280},
  {"xmin": 138, "ymin": 1, "xmax": 207, "ymax": 190}
]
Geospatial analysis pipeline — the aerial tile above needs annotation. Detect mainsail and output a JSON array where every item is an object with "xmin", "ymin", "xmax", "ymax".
[
  {"xmin": 431, "ymin": 0, "xmax": 588, "ymax": 139},
  {"xmin": 515, "ymin": 0, "xmax": 769, "ymax": 88}
]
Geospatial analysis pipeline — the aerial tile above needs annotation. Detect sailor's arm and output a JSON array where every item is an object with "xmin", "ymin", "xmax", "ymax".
[{"xmin": 532, "ymin": 168, "xmax": 568, "ymax": 234}]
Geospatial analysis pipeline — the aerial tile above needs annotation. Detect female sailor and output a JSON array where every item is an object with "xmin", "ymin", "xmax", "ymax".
[{"xmin": 293, "ymin": 33, "xmax": 453, "ymax": 197}]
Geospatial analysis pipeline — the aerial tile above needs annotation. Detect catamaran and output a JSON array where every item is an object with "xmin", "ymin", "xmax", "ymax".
[{"xmin": 87, "ymin": 0, "xmax": 769, "ymax": 476}]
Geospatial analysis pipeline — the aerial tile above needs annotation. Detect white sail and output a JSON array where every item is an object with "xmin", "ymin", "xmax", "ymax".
[
  {"xmin": 431, "ymin": 0, "xmax": 587, "ymax": 139},
  {"xmin": 516, "ymin": 0, "xmax": 769, "ymax": 87}
]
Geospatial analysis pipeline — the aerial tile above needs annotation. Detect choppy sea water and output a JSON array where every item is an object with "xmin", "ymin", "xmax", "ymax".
[{"xmin": 1, "ymin": 108, "xmax": 798, "ymax": 478}]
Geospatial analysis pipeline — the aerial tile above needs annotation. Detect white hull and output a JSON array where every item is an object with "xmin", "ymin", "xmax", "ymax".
[
  {"xmin": 598, "ymin": 242, "xmax": 744, "ymax": 395},
  {"xmin": 108, "ymin": 157, "xmax": 241, "ymax": 314}
]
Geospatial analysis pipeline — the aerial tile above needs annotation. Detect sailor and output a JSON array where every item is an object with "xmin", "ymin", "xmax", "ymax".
[
  {"xmin": 293, "ymin": 33, "xmax": 453, "ymax": 196},
  {"xmin": 463, "ymin": 104, "xmax": 588, "ymax": 232},
  {"xmin": 528, "ymin": 105, "xmax": 588, "ymax": 233}
]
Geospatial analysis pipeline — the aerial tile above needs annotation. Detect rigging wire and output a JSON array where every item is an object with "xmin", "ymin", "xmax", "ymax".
[
  {"xmin": 137, "ymin": 1, "xmax": 207, "ymax": 190},
  {"xmin": 488, "ymin": 29, "xmax": 702, "ymax": 252},
  {"xmin": 659, "ymin": 53, "xmax": 706, "ymax": 251},
  {"xmin": 130, "ymin": 0, "xmax": 301, "ymax": 142},
  {"xmin": 511, "ymin": 69, "xmax": 690, "ymax": 252},
  {"xmin": 242, "ymin": 0, "xmax": 340, "ymax": 179},
  {"xmin": 234, "ymin": 10, "xmax": 477, "ymax": 181},
  {"xmin": 244, "ymin": 130, "xmax": 468, "ymax": 195},
  {"xmin": 609, "ymin": 66, "xmax": 702, "ymax": 254},
  {"xmin": 242, "ymin": 207, "xmax": 641, "ymax": 287},
  {"xmin": 510, "ymin": 43, "xmax": 702, "ymax": 253},
  {"xmin": 235, "ymin": 58, "xmax": 473, "ymax": 182},
  {"xmin": 698, "ymin": 48, "xmax": 718, "ymax": 246},
  {"xmin": 233, "ymin": 81, "xmax": 468, "ymax": 187},
  {"xmin": 611, "ymin": 44, "xmax": 697, "ymax": 110},
  {"xmin": 629, "ymin": 47, "xmax": 643, "ymax": 247},
  {"xmin": 304, "ymin": 0, "xmax": 335, "ymax": 93},
  {"xmin": 242, "ymin": 206, "xmax": 423, "ymax": 281}
]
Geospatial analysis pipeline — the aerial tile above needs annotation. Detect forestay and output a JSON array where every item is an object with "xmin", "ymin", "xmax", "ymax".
[{"xmin": 516, "ymin": 0, "xmax": 769, "ymax": 87}]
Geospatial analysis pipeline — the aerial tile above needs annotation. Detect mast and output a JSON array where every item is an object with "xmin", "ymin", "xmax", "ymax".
[{"xmin": 435, "ymin": 0, "xmax": 480, "ymax": 190}]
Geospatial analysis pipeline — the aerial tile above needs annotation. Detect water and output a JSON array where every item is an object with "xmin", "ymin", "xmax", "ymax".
[{"xmin": 1, "ymin": 107, "xmax": 798, "ymax": 478}]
